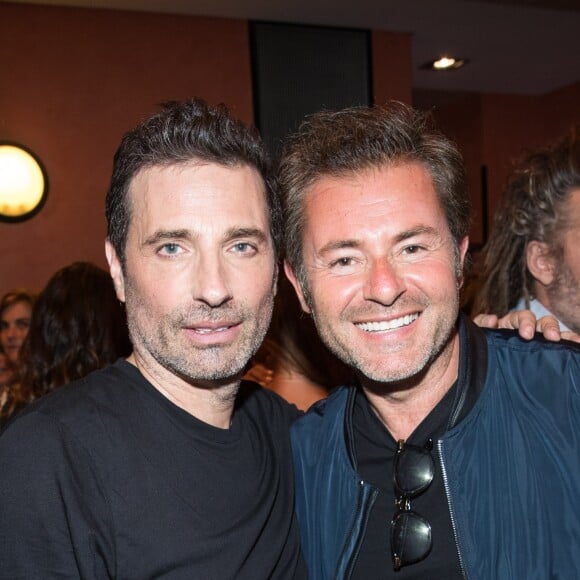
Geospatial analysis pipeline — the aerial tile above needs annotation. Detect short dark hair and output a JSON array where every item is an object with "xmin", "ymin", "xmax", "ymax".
[
  {"xmin": 472, "ymin": 129, "xmax": 580, "ymax": 316},
  {"xmin": 105, "ymin": 98, "xmax": 281, "ymax": 263},
  {"xmin": 278, "ymin": 101, "xmax": 471, "ymax": 285}
]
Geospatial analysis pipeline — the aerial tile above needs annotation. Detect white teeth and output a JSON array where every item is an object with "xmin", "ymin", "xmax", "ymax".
[
  {"xmin": 356, "ymin": 313, "xmax": 419, "ymax": 332},
  {"xmin": 194, "ymin": 326, "xmax": 229, "ymax": 334}
]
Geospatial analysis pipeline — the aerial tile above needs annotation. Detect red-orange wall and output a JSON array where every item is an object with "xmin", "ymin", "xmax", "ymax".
[
  {"xmin": 0, "ymin": 2, "xmax": 254, "ymax": 296},
  {"xmin": 372, "ymin": 30, "xmax": 413, "ymax": 105},
  {"xmin": 429, "ymin": 95, "xmax": 485, "ymax": 244},
  {"xmin": 0, "ymin": 2, "xmax": 413, "ymax": 297},
  {"xmin": 481, "ymin": 83, "xmax": 580, "ymax": 217},
  {"xmin": 433, "ymin": 81, "xmax": 580, "ymax": 245}
]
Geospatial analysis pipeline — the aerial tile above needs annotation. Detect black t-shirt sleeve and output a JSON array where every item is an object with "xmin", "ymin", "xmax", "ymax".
[{"xmin": 0, "ymin": 411, "xmax": 114, "ymax": 579}]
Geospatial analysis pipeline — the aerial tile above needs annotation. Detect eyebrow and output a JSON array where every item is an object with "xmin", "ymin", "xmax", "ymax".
[
  {"xmin": 318, "ymin": 239, "xmax": 361, "ymax": 256},
  {"xmin": 143, "ymin": 229, "xmax": 191, "ymax": 247},
  {"xmin": 395, "ymin": 225, "xmax": 440, "ymax": 243},
  {"xmin": 223, "ymin": 227, "xmax": 269, "ymax": 245},
  {"xmin": 317, "ymin": 226, "xmax": 440, "ymax": 255},
  {"xmin": 143, "ymin": 227, "xmax": 269, "ymax": 247}
]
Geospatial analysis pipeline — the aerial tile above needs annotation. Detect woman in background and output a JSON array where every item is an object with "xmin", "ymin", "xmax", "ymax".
[
  {"xmin": 0, "ymin": 290, "xmax": 36, "ymax": 366},
  {"xmin": 0, "ymin": 291, "xmax": 36, "ymax": 427},
  {"xmin": 19, "ymin": 262, "xmax": 131, "ymax": 399}
]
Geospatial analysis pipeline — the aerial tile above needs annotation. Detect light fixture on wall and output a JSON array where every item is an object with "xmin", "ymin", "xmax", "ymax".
[
  {"xmin": 421, "ymin": 56, "xmax": 469, "ymax": 71},
  {"xmin": 0, "ymin": 142, "xmax": 48, "ymax": 222}
]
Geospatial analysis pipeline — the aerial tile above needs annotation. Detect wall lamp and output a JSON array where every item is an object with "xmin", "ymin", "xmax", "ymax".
[{"xmin": 0, "ymin": 142, "xmax": 48, "ymax": 223}]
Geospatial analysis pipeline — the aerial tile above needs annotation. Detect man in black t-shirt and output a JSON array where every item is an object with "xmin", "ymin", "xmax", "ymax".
[{"xmin": 0, "ymin": 99, "xmax": 306, "ymax": 579}]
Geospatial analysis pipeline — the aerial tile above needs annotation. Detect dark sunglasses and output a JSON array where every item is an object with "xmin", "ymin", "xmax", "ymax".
[{"xmin": 390, "ymin": 438, "xmax": 435, "ymax": 570}]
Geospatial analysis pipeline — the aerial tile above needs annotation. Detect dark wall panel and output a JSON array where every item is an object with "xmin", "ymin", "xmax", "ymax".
[{"xmin": 251, "ymin": 22, "xmax": 372, "ymax": 159}]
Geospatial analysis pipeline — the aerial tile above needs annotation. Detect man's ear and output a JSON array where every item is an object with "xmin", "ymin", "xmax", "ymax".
[
  {"xmin": 283, "ymin": 260, "xmax": 311, "ymax": 314},
  {"xmin": 105, "ymin": 239, "xmax": 126, "ymax": 302},
  {"xmin": 457, "ymin": 236, "xmax": 470, "ymax": 288},
  {"xmin": 526, "ymin": 240, "xmax": 555, "ymax": 286},
  {"xmin": 272, "ymin": 261, "xmax": 279, "ymax": 296}
]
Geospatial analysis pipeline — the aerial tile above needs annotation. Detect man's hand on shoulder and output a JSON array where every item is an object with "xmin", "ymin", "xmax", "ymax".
[{"xmin": 473, "ymin": 310, "xmax": 580, "ymax": 343}]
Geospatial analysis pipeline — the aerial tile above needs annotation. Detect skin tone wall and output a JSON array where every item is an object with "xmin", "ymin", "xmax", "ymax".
[
  {"xmin": 433, "ymin": 82, "xmax": 580, "ymax": 245},
  {"xmin": 0, "ymin": 2, "xmax": 255, "ymax": 296}
]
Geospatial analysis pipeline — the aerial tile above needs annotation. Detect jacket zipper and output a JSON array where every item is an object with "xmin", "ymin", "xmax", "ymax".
[
  {"xmin": 340, "ymin": 480, "xmax": 378, "ymax": 580},
  {"xmin": 438, "ymin": 439, "xmax": 468, "ymax": 580}
]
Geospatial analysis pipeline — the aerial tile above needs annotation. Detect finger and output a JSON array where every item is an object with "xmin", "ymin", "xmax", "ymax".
[
  {"xmin": 473, "ymin": 313, "xmax": 499, "ymax": 329},
  {"xmin": 560, "ymin": 331, "xmax": 580, "ymax": 344},
  {"xmin": 511, "ymin": 310, "xmax": 536, "ymax": 340},
  {"xmin": 495, "ymin": 310, "xmax": 535, "ymax": 339},
  {"xmin": 535, "ymin": 316, "xmax": 562, "ymax": 342}
]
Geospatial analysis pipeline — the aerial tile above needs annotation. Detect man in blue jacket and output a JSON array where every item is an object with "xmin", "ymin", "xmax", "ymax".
[{"xmin": 280, "ymin": 102, "xmax": 580, "ymax": 579}]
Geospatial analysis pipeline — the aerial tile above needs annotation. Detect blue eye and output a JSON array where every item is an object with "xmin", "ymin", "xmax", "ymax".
[
  {"xmin": 232, "ymin": 242, "xmax": 257, "ymax": 255},
  {"xmin": 160, "ymin": 243, "xmax": 181, "ymax": 255}
]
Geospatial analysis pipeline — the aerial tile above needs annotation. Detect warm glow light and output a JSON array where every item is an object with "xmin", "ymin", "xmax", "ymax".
[
  {"xmin": 421, "ymin": 55, "xmax": 468, "ymax": 71},
  {"xmin": 0, "ymin": 144, "xmax": 47, "ymax": 220},
  {"xmin": 433, "ymin": 57, "xmax": 456, "ymax": 70}
]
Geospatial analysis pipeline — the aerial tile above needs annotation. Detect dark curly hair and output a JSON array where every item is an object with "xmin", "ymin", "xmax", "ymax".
[
  {"xmin": 472, "ymin": 129, "xmax": 580, "ymax": 316},
  {"xmin": 18, "ymin": 262, "xmax": 131, "ymax": 397}
]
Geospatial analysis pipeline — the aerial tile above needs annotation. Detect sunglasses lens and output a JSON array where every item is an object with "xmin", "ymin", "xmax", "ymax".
[
  {"xmin": 391, "ymin": 511, "xmax": 432, "ymax": 569},
  {"xmin": 394, "ymin": 446, "xmax": 434, "ymax": 494}
]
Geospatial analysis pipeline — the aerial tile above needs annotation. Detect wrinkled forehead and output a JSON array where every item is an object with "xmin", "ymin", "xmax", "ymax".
[
  {"xmin": 126, "ymin": 161, "xmax": 272, "ymax": 241},
  {"xmin": 302, "ymin": 161, "xmax": 440, "ymax": 209},
  {"xmin": 130, "ymin": 159, "xmax": 268, "ymax": 202}
]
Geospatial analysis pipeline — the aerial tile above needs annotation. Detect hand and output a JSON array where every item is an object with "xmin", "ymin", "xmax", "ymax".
[{"xmin": 473, "ymin": 310, "xmax": 580, "ymax": 342}]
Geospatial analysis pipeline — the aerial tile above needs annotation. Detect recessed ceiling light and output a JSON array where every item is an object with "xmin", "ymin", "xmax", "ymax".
[{"xmin": 421, "ymin": 56, "xmax": 469, "ymax": 71}]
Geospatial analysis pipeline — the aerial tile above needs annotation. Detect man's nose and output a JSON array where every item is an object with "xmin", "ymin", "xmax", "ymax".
[
  {"xmin": 362, "ymin": 258, "xmax": 406, "ymax": 306},
  {"xmin": 192, "ymin": 254, "xmax": 233, "ymax": 307}
]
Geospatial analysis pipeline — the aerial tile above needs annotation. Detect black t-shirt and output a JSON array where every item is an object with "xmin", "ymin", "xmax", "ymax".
[
  {"xmin": 350, "ymin": 385, "xmax": 464, "ymax": 579},
  {"xmin": 0, "ymin": 360, "xmax": 306, "ymax": 579}
]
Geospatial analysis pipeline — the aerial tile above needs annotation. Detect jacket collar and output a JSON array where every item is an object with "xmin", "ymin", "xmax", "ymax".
[{"xmin": 344, "ymin": 312, "xmax": 488, "ymax": 463}]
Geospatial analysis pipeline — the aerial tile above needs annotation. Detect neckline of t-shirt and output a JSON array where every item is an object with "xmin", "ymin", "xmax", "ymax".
[{"xmin": 113, "ymin": 359, "xmax": 244, "ymax": 445}]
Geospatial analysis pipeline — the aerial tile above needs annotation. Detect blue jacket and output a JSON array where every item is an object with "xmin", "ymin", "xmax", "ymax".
[{"xmin": 291, "ymin": 316, "xmax": 580, "ymax": 579}]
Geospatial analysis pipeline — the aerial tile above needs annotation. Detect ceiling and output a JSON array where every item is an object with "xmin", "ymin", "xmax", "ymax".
[{"xmin": 8, "ymin": 0, "xmax": 580, "ymax": 97}]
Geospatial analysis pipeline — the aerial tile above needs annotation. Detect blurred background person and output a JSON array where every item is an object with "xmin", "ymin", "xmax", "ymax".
[
  {"xmin": 19, "ymin": 261, "xmax": 131, "ymax": 399},
  {"xmin": 0, "ymin": 349, "xmax": 14, "ymax": 390},
  {"xmin": 0, "ymin": 290, "xmax": 36, "ymax": 366},
  {"xmin": 0, "ymin": 348, "xmax": 32, "ymax": 429},
  {"xmin": 245, "ymin": 277, "xmax": 352, "ymax": 410},
  {"xmin": 0, "ymin": 290, "xmax": 36, "ymax": 426},
  {"xmin": 470, "ymin": 130, "xmax": 580, "ymax": 333}
]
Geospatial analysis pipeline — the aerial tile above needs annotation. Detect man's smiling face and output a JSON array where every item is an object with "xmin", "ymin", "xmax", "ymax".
[{"xmin": 285, "ymin": 161, "xmax": 468, "ymax": 387}]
